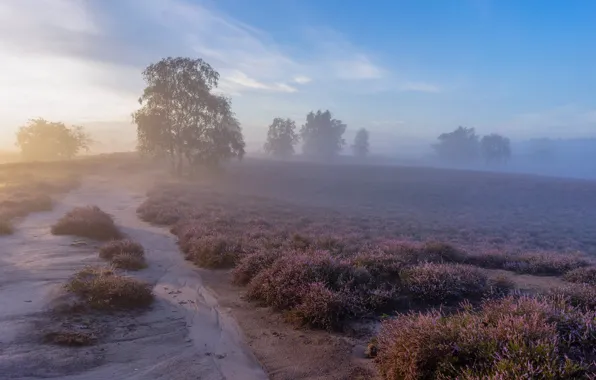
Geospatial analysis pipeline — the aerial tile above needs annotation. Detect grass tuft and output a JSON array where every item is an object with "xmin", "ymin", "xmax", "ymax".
[
  {"xmin": 65, "ymin": 266, "xmax": 153, "ymax": 310},
  {"xmin": 52, "ymin": 206, "xmax": 121, "ymax": 240}
]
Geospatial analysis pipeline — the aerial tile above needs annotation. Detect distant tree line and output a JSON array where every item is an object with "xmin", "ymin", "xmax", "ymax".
[
  {"xmin": 263, "ymin": 111, "xmax": 369, "ymax": 160},
  {"xmin": 433, "ymin": 126, "xmax": 511, "ymax": 165}
]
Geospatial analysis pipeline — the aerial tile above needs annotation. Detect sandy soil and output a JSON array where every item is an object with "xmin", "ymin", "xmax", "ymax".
[{"xmin": 0, "ymin": 175, "xmax": 267, "ymax": 380}]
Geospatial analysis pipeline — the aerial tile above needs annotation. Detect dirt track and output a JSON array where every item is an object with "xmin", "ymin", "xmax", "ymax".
[{"xmin": 0, "ymin": 176, "xmax": 267, "ymax": 380}]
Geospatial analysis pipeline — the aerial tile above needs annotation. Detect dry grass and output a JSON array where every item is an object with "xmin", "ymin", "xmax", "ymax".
[
  {"xmin": 52, "ymin": 206, "xmax": 121, "ymax": 240},
  {"xmin": 65, "ymin": 266, "xmax": 153, "ymax": 310},
  {"xmin": 43, "ymin": 331, "xmax": 97, "ymax": 346}
]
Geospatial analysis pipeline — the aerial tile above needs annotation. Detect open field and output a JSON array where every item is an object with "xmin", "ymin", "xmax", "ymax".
[
  {"xmin": 3, "ymin": 156, "xmax": 596, "ymax": 379},
  {"xmin": 136, "ymin": 158, "xmax": 596, "ymax": 379}
]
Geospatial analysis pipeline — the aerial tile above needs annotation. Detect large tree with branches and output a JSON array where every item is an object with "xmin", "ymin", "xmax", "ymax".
[{"xmin": 133, "ymin": 57, "xmax": 245, "ymax": 173}]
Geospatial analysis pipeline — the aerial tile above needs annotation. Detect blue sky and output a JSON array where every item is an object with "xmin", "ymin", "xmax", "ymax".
[{"xmin": 0, "ymin": 0, "xmax": 595, "ymax": 153}]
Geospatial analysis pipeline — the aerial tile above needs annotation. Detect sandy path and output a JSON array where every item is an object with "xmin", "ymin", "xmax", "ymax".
[{"xmin": 0, "ymin": 176, "xmax": 267, "ymax": 380}]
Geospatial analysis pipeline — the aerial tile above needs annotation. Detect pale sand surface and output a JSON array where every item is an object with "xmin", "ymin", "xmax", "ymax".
[{"xmin": 0, "ymin": 175, "xmax": 267, "ymax": 380}]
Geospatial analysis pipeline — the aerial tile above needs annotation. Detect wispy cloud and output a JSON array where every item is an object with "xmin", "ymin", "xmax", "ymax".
[
  {"xmin": 334, "ymin": 55, "xmax": 384, "ymax": 80},
  {"xmin": 293, "ymin": 76, "xmax": 312, "ymax": 84}
]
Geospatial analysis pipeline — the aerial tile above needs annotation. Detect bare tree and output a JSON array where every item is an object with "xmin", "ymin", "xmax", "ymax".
[
  {"xmin": 133, "ymin": 57, "xmax": 244, "ymax": 174},
  {"xmin": 300, "ymin": 110, "xmax": 346, "ymax": 160},
  {"xmin": 264, "ymin": 118, "xmax": 298, "ymax": 158},
  {"xmin": 16, "ymin": 118, "xmax": 91, "ymax": 161},
  {"xmin": 352, "ymin": 128, "xmax": 369, "ymax": 158}
]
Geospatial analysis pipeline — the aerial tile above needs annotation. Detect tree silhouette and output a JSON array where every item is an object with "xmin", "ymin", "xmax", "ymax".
[
  {"xmin": 352, "ymin": 128, "xmax": 369, "ymax": 158},
  {"xmin": 133, "ymin": 57, "xmax": 244, "ymax": 173},
  {"xmin": 264, "ymin": 118, "xmax": 298, "ymax": 158},
  {"xmin": 481, "ymin": 134, "xmax": 511, "ymax": 164},
  {"xmin": 16, "ymin": 118, "xmax": 90, "ymax": 161},
  {"xmin": 433, "ymin": 126, "xmax": 479, "ymax": 163},
  {"xmin": 300, "ymin": 110, "xmax": 346, "ymax": 160}
]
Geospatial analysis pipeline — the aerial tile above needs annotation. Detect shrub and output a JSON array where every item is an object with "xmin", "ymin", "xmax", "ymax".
[
  {"xmin": 0, "ymin": 219, "xmax": 13, "ymax": 235},
  {"xmin": 43, "ymin": 331, "xmax": 97, "ymax": 346},
  {"xmin": 548, "ymin": 284, "xmax": 596, "ymax": 310},
  {"xmin": 181, "ymin": 235, "xmax": 240, "ymax": 268},
  {"xmin": 232, "ymin": 250, "xmax": 280, "ymax": 285},
  {"xmin": 99, "ymin": 239, "xmax": 145, "ymax": 260},
  {"xmin": 52, "ymin": 206, "xmax": 121, "ymax": 240},
  {"xmin": 420, "ymin": 241, "xmax": 469, "ymax": 263},
  {"xmin": 400, "ymin": 263, "xmax": 488, "ymax": 303},
  {"xmin": 289, "ymin": 282, "xmax": 354, "ymax": 330},
  {"xmin": 563, "ymin": 266, "xmax": 596, "ymax": 286},
  {"xmin": 376, "ymin": 296, "xmax": 596, "ymax": 379},
  {"xmin": 66, "ymin": 266, "xmax": 153, "ymax": 310},
  {"xmin": 111, "ymin": 253, "xmax": 147, "ymax": 271}
]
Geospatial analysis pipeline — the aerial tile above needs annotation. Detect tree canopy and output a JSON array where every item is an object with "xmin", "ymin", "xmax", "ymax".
[
  {"xmin": 264, "ymin": 118, "xmax": 298, "ymax": 158},
  {"xmin": 352, "ymin": 128, "xmax": 370, "ymax": 158},
  {"xmin": 300, "ymin": 110, "xmax": 346, "ymax": 160},
  {"xmin": 433, "ymin": 126, "xmax": 480, "ymax": 163},
  {"xmin": 133, "ymin": 57, "xmax": 244, "ymax": 173},
  {"xmin": 16, "ymin": 118, "xmax": 90, "ymax": 161},
  {"xmin": 481, "ymin": 134, "xmax": 511, "ymax": 163}
]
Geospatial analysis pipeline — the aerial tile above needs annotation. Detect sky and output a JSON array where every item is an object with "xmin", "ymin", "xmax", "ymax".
[{"xmin": 1, "ymin": 0, "xmax": 595, "ymax": 154}]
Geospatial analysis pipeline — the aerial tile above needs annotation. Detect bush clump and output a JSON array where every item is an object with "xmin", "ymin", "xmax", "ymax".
[
  {"xmin": 548, "ymin": 283, "xmax": 596, "ymax": 310},
  {"xmin": 376, "ymin": 296, "xmax": 596, "ymax": 379},
  {"xmin": 99, "ymin": 239, "xmax": 144, "ymax": 260},
  {"xmin": 563, "ymin": 266, "xmax": 596, "ymax": 286},
  {"xmin": 177, "ymin": 224, "xmax": 242, "ymax": 268},
  {"xmin": 232, "ymin": 250, "xmax": 280, "ymax": 285},
  {"xmin": 111, "ymin": 253, "xmax": 147, "ymax": 271},
  {"xmin": 400, "ymin": 263, "xmax": 488, "ymax": 303},
  {"xmin": 66, "ymin": 266, "xmax": 153, "ymax": 310},
  {"xmin": 52, "ymin": 206, "xmax": 121, "ymax": 240}
]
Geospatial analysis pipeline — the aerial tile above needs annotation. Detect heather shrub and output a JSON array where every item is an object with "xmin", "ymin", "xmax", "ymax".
[
  {"xmin": 420, "ymin": 241, "xmax": 469, "ymax": 263},
  {"xmin": 400, "ymin": 263, "xmax": 488, "ymax": 303},
  {"xmin": 99, "ymin": 239, "xmax": 144, "ymax": 260},
  {"xmin": 548, "ymin": 284, "xmax": 596, "ymax": 310},
  {"xmin": 564, "ymin": 266, "xmax": 596, "ymax": 286},
  {"xmin": 66, "ymin": 266, "xmax": 153, "ymax": 309},
  {"xmin": 232, "ymin": 250, "xmax": 280, "ymax": 285},
  {"xmin": 289, "ymin": 282, "xmax": 356, "ymax": 330},
  {"xmin": 376, "ymin": 296, "xmax": 596, "ymax": 379},
  {"xmin": 111, "ymin": 253, "xmax": 147, "ymax": 271},
  {"xmin": 181, "ymin": 235, "xmax": 241, "ymax": 268},
  {"xmin": 51, "ymin": 206, "xmax": 121, "ymax": 240}
]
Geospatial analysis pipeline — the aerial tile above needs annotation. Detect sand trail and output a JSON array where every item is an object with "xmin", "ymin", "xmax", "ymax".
[{"xmin": 0, "ymin": 176, "xmax": 267, "ymax": 380}]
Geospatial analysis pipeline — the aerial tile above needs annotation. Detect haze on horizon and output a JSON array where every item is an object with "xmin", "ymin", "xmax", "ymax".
[{"xmin": 0, "ymin": 0, "xmax": 595, "ymax": 155}]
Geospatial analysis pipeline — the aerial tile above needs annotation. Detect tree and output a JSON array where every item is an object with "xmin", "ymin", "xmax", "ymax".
[
  {"xmin": 352, "ymin": 128, "xmax": 369, "ymax": 158},
  {"xmin": 481, "ymin": 134, "xmax": 511, "ymax": 164},
  {"xmin": 16, "ymin": 118, "xmax": 90, "ymax": 161},
  {"xmin": 264, "ymin": 118, "xmax": 298, "ymax": 158},
  {"xmin": 133, "ymin": 57, "xmax": 245, "ymax": 173},
  {"xmin": 300, "ymin": 110, "xmax": 346, "ymax": 159},
  {"xmin": 433, "ymin": 126, "xmax": 479, "ymax": 163}
]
